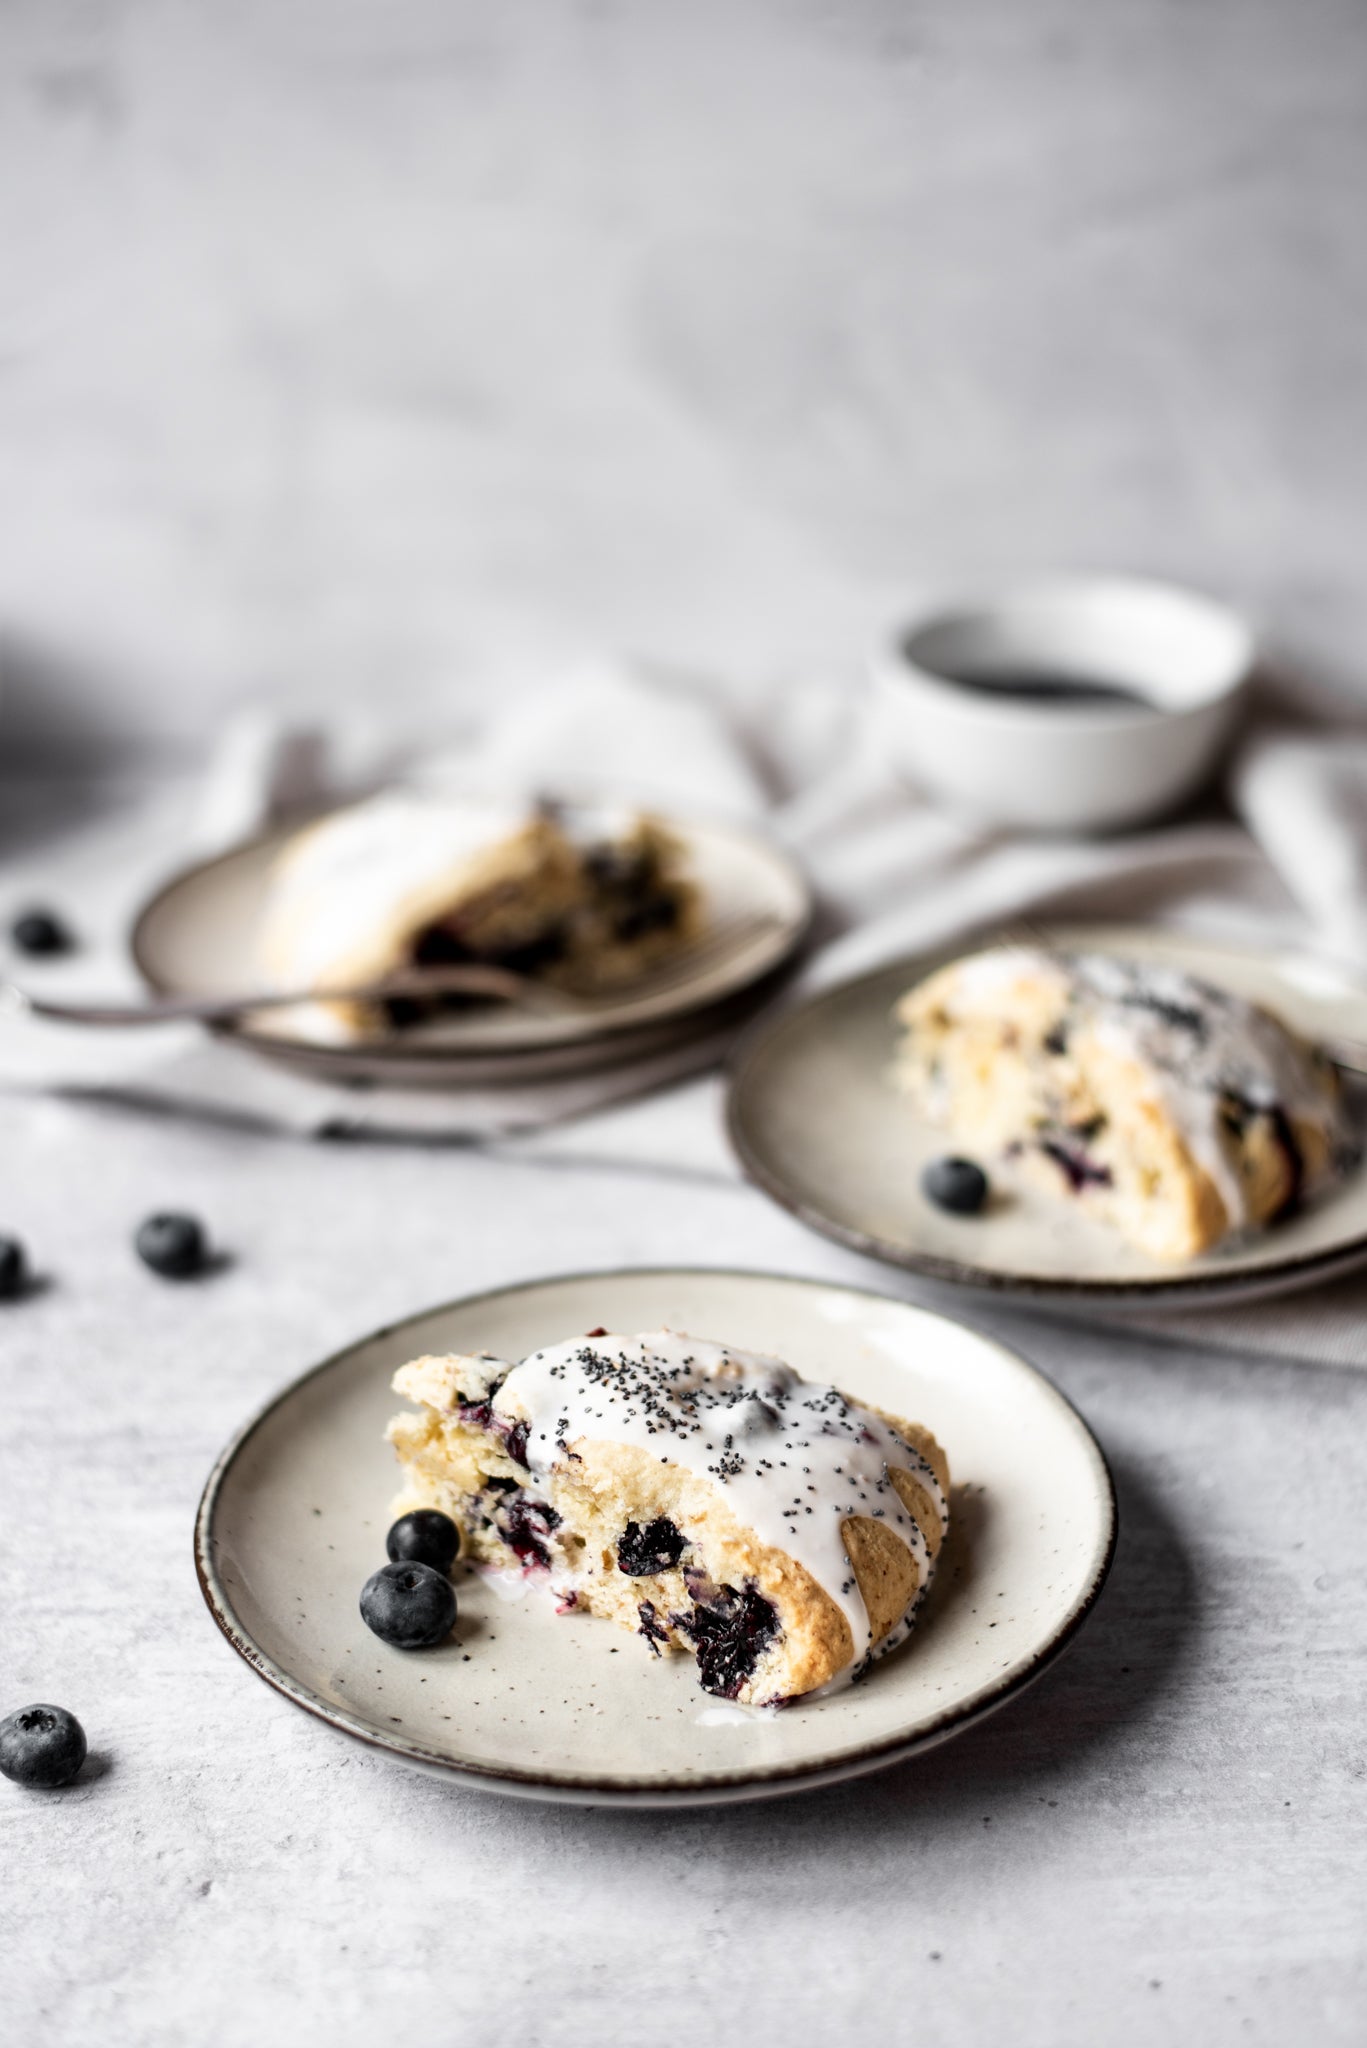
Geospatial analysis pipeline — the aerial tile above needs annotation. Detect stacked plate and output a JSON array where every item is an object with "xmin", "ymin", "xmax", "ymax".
[{"xmin": 131, "ymin": 811, "xmax": 812, "ymax": 1090}]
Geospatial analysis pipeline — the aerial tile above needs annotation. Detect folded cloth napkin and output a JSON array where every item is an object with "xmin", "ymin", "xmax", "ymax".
[{"xmin": 5, "ymin": 660, "xmax": 1367, "ymax": 1361}]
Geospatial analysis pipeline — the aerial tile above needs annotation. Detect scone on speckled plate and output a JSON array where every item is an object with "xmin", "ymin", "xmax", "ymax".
[
  {"xmin": 255, "ymin": 791, "xmax": 700, "ymax": 1038},
  {"xmin": 386, "ymin": 1330, "xmax": 950, "ymax": 1707},
  {"xmin": 893, "ymin": 944, "xmax": 1354, "ymax": 1261}
]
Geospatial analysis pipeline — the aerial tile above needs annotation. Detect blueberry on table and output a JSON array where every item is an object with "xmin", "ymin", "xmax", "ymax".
[
  {"xmin": 135, "ymin": 1212, "xmax": 207, "ymax": 1279},
  {"xmin": 0, "ymin": 1705, "xmax": 87, "ymax": 1788},
  {"xmin": 360, "ymin": 1561, "xmax": 458, "ymax": 1649},
  {"xmin": 921, "ymin": 1156, "xmax": 990, "ymax": 1216},
  {"xmin": 386, "ymin": 1509, "xmax": 461, "ymax": 1574},
  {"xmin": 10, "ymin": 909, "xmax": 73, "ymax": 957},
  {"xmin": 0, "ymin": 1236, "xmax": 27, "ymax": 1300}
]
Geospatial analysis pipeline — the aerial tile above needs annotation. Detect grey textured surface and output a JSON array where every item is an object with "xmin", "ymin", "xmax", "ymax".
[
  {"xmin": 5, "ymin": 4, "xmax": 1367, "ymax": 2040},
  {"xmin": 3, "ymin": 0, "xmax": 1367, "ymax": 765},
  {"xmin": 1, "ymin": 1092, "xmax": 1365, "ymax": 2045}
]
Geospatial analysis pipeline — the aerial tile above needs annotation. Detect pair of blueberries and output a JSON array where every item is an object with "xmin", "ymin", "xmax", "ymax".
[
  {"xmin": 360, "ymin": 1512, "xmax": 462, "ymax": 1649},
  {"xmin": 0, "ymin": 1215, "xmax": 211, "ymax": 1300}
]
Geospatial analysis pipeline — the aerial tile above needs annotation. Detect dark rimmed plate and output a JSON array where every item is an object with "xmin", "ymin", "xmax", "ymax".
[
  {"xmin": 195, "ymin": 1267, "xmax": 1116, "ymax": 1806},
  {"xmin": 132, "ymin": 809, "xmax": 810, "ymax": 1082}
]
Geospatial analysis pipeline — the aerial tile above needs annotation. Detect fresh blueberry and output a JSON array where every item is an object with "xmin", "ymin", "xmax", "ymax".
[
  {"xmin": 135, "ymin": 1212, "xmax": 207, "ymax": 1278},
  {"xmin": 10, "ymin": 909, "xmax": 73, "ymax": 957},
  {"xmin": 386, "ymin": 1509, "xmax": 460, "ymax": 1574},
  {"xmin": 0, "ymin": 1236, "xmax": 27, "ymax": 1301},
  {"xmin": 0, "ymin": 1704, "xmax": 87, "ymax": 1788},
  {"xmin": 921, "ymin": 1156, "xmax": 989, "ymax": 1216},
  {"xmin": 360, "ymin": 1561, "xmax": 457, "ymax": 1649}
]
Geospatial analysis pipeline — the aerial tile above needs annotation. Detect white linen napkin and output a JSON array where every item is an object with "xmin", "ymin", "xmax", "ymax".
[{"xmin": 4, "ymin": 661, "xmax": 1367, "ymax": 1362}]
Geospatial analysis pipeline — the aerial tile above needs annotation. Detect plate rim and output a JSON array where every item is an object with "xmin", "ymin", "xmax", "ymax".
[
  {"xmin": 194, "ymin": 1263, "xmax": 1118, "ymax": 1807},
  {"xmin": 725, "ymin": 927, "xmax": 1367, "ymax": 1307},
  {"xmin": 131, "ymin": 809, "xmax": 812, "ymax": 1064}
]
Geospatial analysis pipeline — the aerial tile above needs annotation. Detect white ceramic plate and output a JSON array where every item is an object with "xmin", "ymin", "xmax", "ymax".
[
  {"xmin": 195, "ymin": 1268, "xmax": 1116, "ymax": 1806},
  {"xmin": 727, "ymin": 924, "xmax": 1367, "ymax": 1308},
  {"xmin": 132, "ymin": 810, "xmax": 810, "ymax": 1077}
]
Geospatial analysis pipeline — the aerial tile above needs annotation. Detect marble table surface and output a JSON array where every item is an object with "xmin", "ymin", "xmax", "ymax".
[{"xmin": 2, "ymin": 1082, "xmax": 1364, "ymax": 2047}]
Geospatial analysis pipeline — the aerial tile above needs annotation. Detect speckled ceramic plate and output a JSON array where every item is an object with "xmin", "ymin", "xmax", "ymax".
[
  {"xmin": 194, "ymin": 1268, "xmax": 1116, "ymax": 1806},
  {"xmin": 726, "ymin": 924, "xmax": 1367, "ymax": 1309},
  {"xmin": 132, "ymin": 808, "xmax": 809, "ymax": 1079}
]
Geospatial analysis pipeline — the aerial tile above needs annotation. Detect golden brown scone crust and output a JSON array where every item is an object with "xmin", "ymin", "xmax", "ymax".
[
  {"xmin": 258, "ymin": 800, "xmax": 701, "ymax": 1038},
  {"xmin": 893, "ymin": 948, "xmax": 1346, "ymax": 1261},
  {"xmin": 387, "ymin": 1348, "xmax": 949, "ymax": 1704}
]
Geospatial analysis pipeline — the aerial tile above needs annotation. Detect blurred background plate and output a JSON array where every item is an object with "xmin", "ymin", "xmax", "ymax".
[
  {"xmin": 187, "ymin": 983, "xmax": 774, "ymax": 1091},
  {"xmin": 727, "ymin": 924, "xmax": 1367, "ymax": 1308},
  {"xmin": 131, "ymin": 809, "xmax": 810, "ymax": 1074}
]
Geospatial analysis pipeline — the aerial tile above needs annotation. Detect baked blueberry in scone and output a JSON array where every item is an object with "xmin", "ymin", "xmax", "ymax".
[
  {"xmin": 892, "ymin": 945, "xmax": 1354, "ymax": 1261},
  {"xmin": 385, "ymin": 1330, "xmax": 950, "ymax": 1706},
  {"xmin": 256, "ymin": 792, "xmax": 699, "ymax": 1038}
]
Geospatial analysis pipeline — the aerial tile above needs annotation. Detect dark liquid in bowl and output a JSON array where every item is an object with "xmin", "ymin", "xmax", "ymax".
[{"xmin": 938, "ymin": 667, "xmax": 1152, "ymax": 708}]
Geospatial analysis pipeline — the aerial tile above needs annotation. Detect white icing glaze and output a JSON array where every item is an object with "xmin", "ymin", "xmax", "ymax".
[
  {"xmin": 478, "ymin": 1566, "xmax": 539, "ymax": 1603},
  {"xmin": 951, "ymin": 945, "xmax": 1071, "ymax": 1004},
  {"xmin": 1064, "ymin": 951, "xmax": 1347, "ymax": 1226},
  {"xmin": 259, "ymin": 792, "xmax": 537, "ymax": 987},
  {"xmin": 487, "ymin": 1328, "xmax": 948, "ymax": 1691}
]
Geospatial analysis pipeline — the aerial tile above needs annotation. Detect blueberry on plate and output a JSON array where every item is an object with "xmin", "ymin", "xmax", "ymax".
[
  {"xmin": 921, "ymin": 1155, "xmax": 990, "ymax": 1216},
  {"xmin": 10, "ymin": 909, "xmax": 73, "ymax": 957},
  {"xmin": 386, "ymin": 1509, "xmax": 461, "ymax": 1574},
  {"xmin": 135, "ymin": 1212, "xmax": 207, "ymax": 1279},
  {"xmin": 0, "ymin": 1236, "xmax": 27, "ymax": 1301},
  {"xmin": 0, "ymin": 1704, "xmax": 87, "ymax": 1788},
  {"xmin": 360, "ymin": 1561, "xmax": 458, "ymax": 1649}
]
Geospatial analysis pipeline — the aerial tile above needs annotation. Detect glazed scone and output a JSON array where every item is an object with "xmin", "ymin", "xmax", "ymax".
[
  {"xmin": 256, "ymin": 792, "xmax": 700, "ymax": 1037},
  {"xmin": 386, "ymin": 1330, "xmax": 950, "ymax": 1706},
  {"xmin": 893, "ymin": 945, "xmax": 1353, "ymax": 1261}
]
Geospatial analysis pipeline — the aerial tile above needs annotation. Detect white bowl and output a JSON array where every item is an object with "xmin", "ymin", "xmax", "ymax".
[{"xmin": 872, "ymin": 576, "xmax": 1254, "ymax": 833}]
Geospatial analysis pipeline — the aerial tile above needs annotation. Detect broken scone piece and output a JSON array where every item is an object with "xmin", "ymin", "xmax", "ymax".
[
  {"xmin": 256, "ymin": 791, "xmax": 700, "ymax": 1038},
  {"xmin": 893, "ymin": 945, "xmax": 1353, "ymax": 1261},
  {"xmin": 386, "ymin": 1330, "xmax": 950, "ymax": 1706}
]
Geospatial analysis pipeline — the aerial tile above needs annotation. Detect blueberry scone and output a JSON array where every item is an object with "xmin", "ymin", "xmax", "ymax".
[
  {"xmin": 893, "ymin": 945, "xmax": 1353, "ymax": 1260},
  {"xmin": 256, "ymin": 792, "xmax": 699, "ymax": 1037},
  {"xmin": 386, "ymin": 1330, "xmax": 950, "ymax": 1705}
]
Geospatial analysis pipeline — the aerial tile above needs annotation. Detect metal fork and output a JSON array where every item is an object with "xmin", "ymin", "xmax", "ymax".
[{"xmin": 0, "ymin": 914, "xmax": 786, "ymax": 1028}]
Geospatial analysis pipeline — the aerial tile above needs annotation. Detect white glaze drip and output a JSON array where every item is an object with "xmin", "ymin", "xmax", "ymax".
[
  {"xmin": 259, "ymin": 792, "xmax": 538, "ymax": 987},
  {"xmin": 1066, "ymin": 951, "xmax": 1347, "ymax": 1227},
  {"xmin": 489, "ymin": 1329, "xmax": 948, "ymax": 1685},
  {"xmin": 951, "ymin": 945, "xmax": 1061, "ymax": 1003}
]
